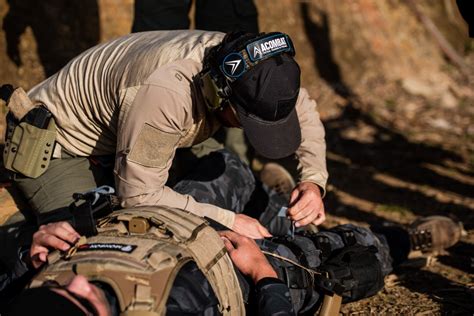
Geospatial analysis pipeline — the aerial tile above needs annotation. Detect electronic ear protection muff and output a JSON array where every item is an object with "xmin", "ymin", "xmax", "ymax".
[
  {"xmin": 198, "ymin": 71, "xmax": 226, "ymax": 111},
  {"xmin": 197, "ymin": 32, "xmax": 295, "ymax": 112}
]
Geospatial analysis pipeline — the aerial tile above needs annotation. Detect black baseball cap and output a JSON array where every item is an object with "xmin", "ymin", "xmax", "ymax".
[{"xmin": 229, "ymin": 53, "xmax": 301, "ymax": 159}]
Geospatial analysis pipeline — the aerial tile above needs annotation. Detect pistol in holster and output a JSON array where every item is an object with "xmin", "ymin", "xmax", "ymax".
[{"xmin": 2, "ymin": 84, "xmax": 56, "ymax": 178}]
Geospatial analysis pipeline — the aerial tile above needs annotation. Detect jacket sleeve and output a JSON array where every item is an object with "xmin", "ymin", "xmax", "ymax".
[
  {"xmin": 255, "ymin": 278, "xmax": 295, "ymax": 316},
  {"xmin": 294, "ymin": 88, "xmax": 329, "ymax": 196},
  {"xmin": 115, "ymin": 83, "xmax": 236, "ymax": 228}
]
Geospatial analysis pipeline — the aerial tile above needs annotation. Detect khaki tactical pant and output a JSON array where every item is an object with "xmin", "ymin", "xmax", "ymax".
[
  {"xmin": 0, "ymin": 156, "xmax": 113, "ymax": 270},
  {"xmin": 14, "ymin": 156, "xmax": 114, "ymax": 220}
]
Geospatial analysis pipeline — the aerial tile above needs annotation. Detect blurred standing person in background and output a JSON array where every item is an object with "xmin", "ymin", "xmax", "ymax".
[{"xmin": 132, "ymin": 0, "xmax": 259, "ymax": 34}]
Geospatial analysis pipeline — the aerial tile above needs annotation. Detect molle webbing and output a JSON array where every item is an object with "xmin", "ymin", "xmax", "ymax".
[{"xmin": 29, "ymin": 206, "xmax": 245, "ymax": 315}]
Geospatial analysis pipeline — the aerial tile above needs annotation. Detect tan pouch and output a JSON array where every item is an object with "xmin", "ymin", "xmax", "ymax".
[{"xmin": 4, "ymin": 118, "xmax": 56, "ymax": 178}]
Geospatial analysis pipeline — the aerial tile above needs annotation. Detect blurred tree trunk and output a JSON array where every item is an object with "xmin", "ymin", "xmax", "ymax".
[
  {"xmin": 0, "ymin": 0, "xmax": 470, "ymax": 102},
  {"xmin": 256, "ymin": 0, "xmax": 470, "ymax": 100}
]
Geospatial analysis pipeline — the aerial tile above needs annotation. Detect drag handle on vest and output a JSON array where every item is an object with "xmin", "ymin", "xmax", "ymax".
[
  {"xmin": 37, "ymin": 199, "xmax": 101, "ymax": 237},
  {"xmin": 319, "ymin": 293, "xmax": 342, "ymax": 316},
  {"xmin": 70, "ymin": 186, "xmax": 116, "ymax": 236},
  {"xmin": 37, "ymin": 186, "xmax": 116, "ymax": 236},
  {"xmin": 69, "ymin": 200, "xmax": 99, "ymax": 237}
]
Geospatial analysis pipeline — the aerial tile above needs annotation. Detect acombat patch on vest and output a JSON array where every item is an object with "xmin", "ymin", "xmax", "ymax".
[
  {"xmin": 77, "ymin": 243, "xmax": 137, "ymax": 253},
  {"xmin": 127, "ymin": 123, "xmax": 181, "ymax": 168}
]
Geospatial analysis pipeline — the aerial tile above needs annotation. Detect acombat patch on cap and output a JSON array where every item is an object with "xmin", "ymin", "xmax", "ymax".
[{"xmin": 246, "ymin": 34, "xmax": 293, "ymax": 62}]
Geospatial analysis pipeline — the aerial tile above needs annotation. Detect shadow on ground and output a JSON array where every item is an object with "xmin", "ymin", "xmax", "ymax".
[
  {"xmin": 300, "ymin": 1, "xmax": 473, "ymax": 230},
  {"xmin": 323, "ymin": 102, "xmax": 474, "ymax": 229},
  {"xmin": 301, "ymin": 4, "xmax": 473, "ymax": 313},
  {"xmin": 398, "ymin": 267, "xmax": 474, "ymax": 314},
  {"xmin": 3, "ymin": 0, "xmax": 100, "ymax": 76}
]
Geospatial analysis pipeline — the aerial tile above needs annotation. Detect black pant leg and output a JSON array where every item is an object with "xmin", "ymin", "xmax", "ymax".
[
  {"xmin": 195, "ymin": 0, "xmax": 259, "ymax": 33},
  {"xmin": 132, "ymin": 0, "xmax": 192, "ymax": 32},
  {"xmin": 173, "ymin": 149, "xmax": 292, "ymax": 235},
  {"xmin": 173, "ymin": 149, "xmax": 256, "ymax": 213}
]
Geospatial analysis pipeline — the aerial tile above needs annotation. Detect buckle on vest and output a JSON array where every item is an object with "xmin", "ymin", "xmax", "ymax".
[
  {"xmin": 129, "ymin": 217, "xmax": 150, "ymax": 234},
  {"xmin": 315, "ymin": 268, "xmax": 349, "ymax": 296}
]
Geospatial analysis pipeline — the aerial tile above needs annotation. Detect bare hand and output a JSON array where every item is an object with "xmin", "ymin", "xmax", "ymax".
[
  {"xmin": 30, "ymin": 221, "xmax": 80, "ymax": 269},
  {"xmin": 219, "ymin": 230, "xmax": 277, "ymax": 283},
  {"xmin": 232, "ymin": 214, "xmax": 272, "ymax": 239},
  {"xmin": 288, "ymin": 182, "xmax": 325, "ymax": 227}
]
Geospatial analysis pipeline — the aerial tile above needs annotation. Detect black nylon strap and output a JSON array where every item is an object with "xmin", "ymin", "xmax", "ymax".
[
  {"xmin": 270, "ymin": 236, "xmax": 309, "ymax": 267},
  {"xmin": 278, "ymin": 265, "xmax": 311, "ymax": 289}
]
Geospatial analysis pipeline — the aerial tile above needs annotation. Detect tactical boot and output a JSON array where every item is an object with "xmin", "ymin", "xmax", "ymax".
[
  {"xmin": 408, "ymin": 216, "xmax": 462, "ymax": 253},
  {"xmin": 259, "ymin": 163, "xmax": 295, "ymax": 199}
]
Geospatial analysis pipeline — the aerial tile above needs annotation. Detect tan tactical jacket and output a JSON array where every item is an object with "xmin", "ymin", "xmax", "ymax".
[{"xmin": 27, "ymin": 30, "xmax": 328, "ymax": 229}]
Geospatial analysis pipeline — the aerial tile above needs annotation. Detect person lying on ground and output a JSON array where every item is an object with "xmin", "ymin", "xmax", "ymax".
[
  {"xmin": 2, "ymin": 203, "xmax": 461, "ymax": 316},
  {"xmin": 1, "ymin": 148, "xmax": 463, "ymax": 312}
]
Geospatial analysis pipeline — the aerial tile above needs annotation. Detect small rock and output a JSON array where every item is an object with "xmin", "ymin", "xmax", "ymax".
[
  {"xmin": 440, "ymin": 91, "xmax": 458, "ymax": 109},
  {"xmin": 429, "ymin": 118, "xmax": 451, "ymax": 130},
  {"xmin": 403, "ymin": 102, "xmax": 421, "ymax": 119},
  {"xmin": 467, "ymin": 125, "xmax": 474, "ymax": 136},
  {"xmin": 402, "ymin": 78, "xmax": 435, "ymax": 98}
]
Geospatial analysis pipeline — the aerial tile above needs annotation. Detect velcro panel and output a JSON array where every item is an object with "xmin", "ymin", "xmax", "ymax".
[{"xmin": 127, "ymin": 123, "xmax": 180, "ymax": 168}]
